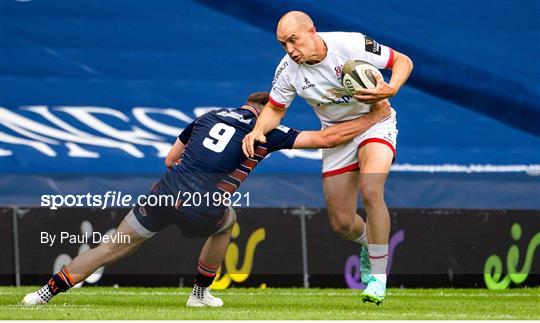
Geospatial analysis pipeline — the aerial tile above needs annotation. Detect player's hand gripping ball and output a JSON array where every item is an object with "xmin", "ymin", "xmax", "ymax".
[{"xmin": 341, "ymin": 60, "xmax": 383, "ymax": 95}]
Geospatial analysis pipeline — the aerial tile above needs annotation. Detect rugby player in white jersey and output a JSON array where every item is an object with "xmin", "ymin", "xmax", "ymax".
[{"xmin": 243, "ymin": 11, "xmax": 413, "ymax": 304}]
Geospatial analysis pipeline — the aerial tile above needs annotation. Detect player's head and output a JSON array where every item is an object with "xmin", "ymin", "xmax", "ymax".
[
  {"xmin": 276, "ymin": 11, "xmax": 320, "ymax": 64},
  {"xmin": 245, "ymin": 92, "xmax": 269, "ymax": 114}
]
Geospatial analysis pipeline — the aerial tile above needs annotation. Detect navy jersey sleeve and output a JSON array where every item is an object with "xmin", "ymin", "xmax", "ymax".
[
  {"xmin": 178, "ymin": 120, "xmax": 197, "ymax": 144},
  {"xmin": 265, "ymin": 125, "xmax": 301, "ymax": 152}
]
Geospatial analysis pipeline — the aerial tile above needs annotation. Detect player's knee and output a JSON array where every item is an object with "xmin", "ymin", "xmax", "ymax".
[
  {"xmin": 329, "ymin": 216, "xmax": 354, "ymax": 237},
  {"xmin": 214, "ymin": 206, "xmax": 237, "ymax": 235},
  {"xmin": 360, "ymin": 185, "xmax": 384, "ymax": 208}
]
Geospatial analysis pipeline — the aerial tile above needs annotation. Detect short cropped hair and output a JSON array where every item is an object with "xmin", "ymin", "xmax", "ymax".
[{"xmin": 246, "ymin": 92, "xmax": 269, "ymax": 108}]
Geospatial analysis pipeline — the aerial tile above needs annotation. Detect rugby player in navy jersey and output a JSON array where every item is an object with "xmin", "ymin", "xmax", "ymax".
[{"xmin": 22, "ymin": 92, "xmax": 389, "ymax": 307}]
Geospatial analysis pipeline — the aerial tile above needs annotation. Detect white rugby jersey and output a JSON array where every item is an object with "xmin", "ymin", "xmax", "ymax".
[{"xmin": 269, "ymin": 32, "xmax": 394, "ymax": 127}]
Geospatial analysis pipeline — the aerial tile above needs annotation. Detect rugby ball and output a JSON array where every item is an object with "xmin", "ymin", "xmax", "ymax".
[{"xmin": 341, "ymin": 60, "xmax": 383, "ymax": 95}]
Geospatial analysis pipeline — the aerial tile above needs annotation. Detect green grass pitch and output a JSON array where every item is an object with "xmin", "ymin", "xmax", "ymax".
[{"xmin": 1, "ymin": 286, "xmax": 539, "ymax": 319}]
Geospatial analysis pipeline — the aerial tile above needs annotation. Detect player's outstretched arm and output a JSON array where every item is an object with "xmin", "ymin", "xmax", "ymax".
[
  {"xmin": 355, "ymin": 50, "xmax": 413, "ymax": 104},
  {"xmin": 165, "ymin": 138, "xmax": 186, "ymax": 168},
  {"xmin": 242, "ymin": 101, "xmax": 286, "ymax": 157},
  {"xmin": 293, "ymin": 100, "xmax": 391, "ymax": 149}
]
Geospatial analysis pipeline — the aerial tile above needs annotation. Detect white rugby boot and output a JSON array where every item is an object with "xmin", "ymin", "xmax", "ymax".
[
  {"xmin": 186, "ymin": 287, "xmax": 223, "ymax": 307},
  {"xmin": 21, "ymin": 286, "xmax": 52, "ymax": 306}
]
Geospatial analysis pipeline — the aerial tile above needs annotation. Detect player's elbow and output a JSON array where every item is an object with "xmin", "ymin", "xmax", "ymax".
[
  {"xmin": 395, "ymin": 51, "xmax": 413, "ymax": 71},
  {"xmin": 402, "ymin": 53, "xmax": 413, "ymax": 71},
  {"xmin": 407, "ymin": 56, "xmax": 414, "ymax": 71},
  {"xmin": 164, "ymin": 156, "xmax": 175, "ymax": 168},
  {"xmin": 164, "ymin": 153, "xmax": 179, "ymax": 168}
]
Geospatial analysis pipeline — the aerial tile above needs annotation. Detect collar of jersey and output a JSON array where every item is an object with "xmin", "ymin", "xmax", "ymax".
[{"xmin": 240, "ymin": 105, "xmax": 259, "ymax": 117}]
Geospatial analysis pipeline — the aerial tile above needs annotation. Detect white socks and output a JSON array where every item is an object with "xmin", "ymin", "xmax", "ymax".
[
  {"xmin": 353, "ymin": 229, "xmax": 368, "ymax": 247},
  {"xmin": 368, "ymin": 244, "xmax": 389, "ymax": 285},
  {"xmin": 192, "ymin": 284, "xmax": 207, "ymax": 299},
  {"xmin": 37, "ymin": 284, "xmax": 53, "ymax": 303},
  {"xmin": 353, "ymin": 225, "xmax": 389, "ymax": 286}
]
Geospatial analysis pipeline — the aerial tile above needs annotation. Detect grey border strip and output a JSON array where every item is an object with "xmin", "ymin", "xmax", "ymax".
[
  {"xmin": 299, "ymin": 206, "xmax": 310, "ymax": 289},
  {"xmin": 11, "ymin": 207, "xmax": 20, "ymax": 287}
]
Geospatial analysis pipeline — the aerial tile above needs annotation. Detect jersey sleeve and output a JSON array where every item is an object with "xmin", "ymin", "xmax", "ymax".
[
  {"xmin": 344, "ymin": 32, "xmax": 394, "ymax": 69},
  {"xmin": 265, "ymin": 124, "xmax": 301, "ymax": 152},
  {"xmin": 269, "ymin": 58, "xmax": 296, "ymax": 109},
  {"xmin": 178, "ymin": 119, "xmax": 197, "ymax": 144}
]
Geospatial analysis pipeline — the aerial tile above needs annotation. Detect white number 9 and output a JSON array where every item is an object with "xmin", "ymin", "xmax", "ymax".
[{"xmin": 203, "ymin": 123, "xmax": 236, "ymax": 153}]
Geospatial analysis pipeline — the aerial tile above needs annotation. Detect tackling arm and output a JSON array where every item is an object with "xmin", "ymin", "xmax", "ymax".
[
  {"xmin": 242, "ymin": 101, "xmax": 286, "ymax": 157},
  {"xmin": 293, "ymin": 100, "xmax": 391, "ymax": 149},
  {"xmin": 164, "ymin": 138, "xmax": 186, "ymax": 168},
  {"xmin": 256, "ymin": 101, "xmax": 287, "ymax": 135}
]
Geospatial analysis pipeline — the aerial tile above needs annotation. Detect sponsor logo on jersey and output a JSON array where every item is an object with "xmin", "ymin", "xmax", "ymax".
[
  {"xmin": 383, "ymin": 131, "xmax": 395, "ymax": 144},
  {"xmin": 272, "ymin": 61, "xmax": 289, "ymax": 86},
  {"xmin": 276, "ymin": 125, "xmax": 291, "ymax": 133},
  {"xmin": 301, "ymin": 77, "xmax": 316, "ymax": 90},
  {"xmin": 327, "ymin": 87, "xmax": 349, "ymax": 98},
  {"xmin": 216, "ymin": 109, "xmax": 251, "ymax": 124},
  {"xmin": 322, "ymin": 89, "xmax": 352, "ymax": 105},
  {"xmin": 138, "ymin": 205, "xmax": 147, "ymax": 216},
  {"xmin": 335, "ymin": 65, "xmax": 343, "ymax": 78},
  {"xmin": 365, "ymin": 36, "xmax": 381, "ymax": 55}
]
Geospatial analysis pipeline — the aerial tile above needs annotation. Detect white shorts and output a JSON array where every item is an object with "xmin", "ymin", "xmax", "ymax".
[{"xmin": 321, "ymin": 108, "xmax": 398, "ymax": 178}]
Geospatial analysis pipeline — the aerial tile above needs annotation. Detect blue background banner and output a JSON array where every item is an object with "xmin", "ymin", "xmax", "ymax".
[{"xmin": 1, "ymin": 0, "xmax": 539, "ymax": 208}]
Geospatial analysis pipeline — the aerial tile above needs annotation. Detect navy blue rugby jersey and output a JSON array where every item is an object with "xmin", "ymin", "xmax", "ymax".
[{"xmin": 174, "ymin": 108, "xmax": 300, "ymax": 193}]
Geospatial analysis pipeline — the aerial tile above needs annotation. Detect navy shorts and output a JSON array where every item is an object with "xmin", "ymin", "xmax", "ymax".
[{"xmin": 130, "ymin": 171, "xmax": 228, "ymax": 239}]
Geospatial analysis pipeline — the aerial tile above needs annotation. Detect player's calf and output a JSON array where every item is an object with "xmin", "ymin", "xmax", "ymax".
[
  {"xmin": 328, "ymin": 213, "xmax": 361, "ymax": 241},
  {"xmin": 186, "ymin": 212, "xmax": 234, "ymax": 308}
]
